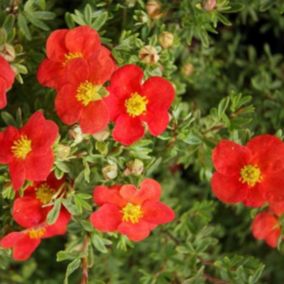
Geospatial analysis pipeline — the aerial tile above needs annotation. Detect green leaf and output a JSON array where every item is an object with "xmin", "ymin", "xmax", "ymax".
[
  {"xmin": 47, "ymin": 198, "xmax": 62, "ymax": 225},
  {"xmin": 92, "ymin": 12, "xmax": 108, "ymax": 30},
  {"xmin": 64, "ymin": 258, "xmax": 81, "ymax": 284},
  {"xmin": 18, "ymin": 13, "xmax": 32, "ymax": 40}
]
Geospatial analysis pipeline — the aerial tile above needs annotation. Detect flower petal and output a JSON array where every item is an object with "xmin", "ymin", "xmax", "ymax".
[
  {"xmin": 24, "ymin": 151, "xmax": 54, "ymax": 182},
  {"xmin": 108, "ymin": 64, "xmax": 143, "ymax": 99},
  {"xmin": 9, "ymin": 160, "xmax": 26, "ymax": 190},
  {"xmin": 88, "ymin": 47, "xmax": 117, "ymax": 84},
  {"xmin": 13, "ymin": 234, "xmax": 41, "ymax": 261},
  {"xmin": 22, "ymin": 112, "xmax": 59, "ymax": 154},
  {"xmin": 37, "ymin": 58, "xmax": 64, "ymax": 89},
  {"xmin": 44, "ymin": 208, "xmax": 71, "ymax": 238},
  {"xmin": 90, "ymin": 204, "xmax": 122, "ymax": 232},
  {"xmin": 0, "ymin": 232, "xmax": 23, "ymax": 248},
  {"xmin": 55, "ymin": 84, "xmax": 82, "ymax": 125},
  {"xmin": 142, "ymin": 76, "xmax": 175, "ymax": 110},
  {"xmin": 120, "ymin": 179, "xmax": 161, "ymax": 204},
  {"xmin": 252, "ymin": 212, "xmax": 280, "ymax": 242},
  {"xmin": 144, "ymin": 110, "xmax": 169, "ymax": 136},
  {"xmin": 211, "ymin": 172, "xmax": 247, "ymax": 204},
  {"xmin": 0, "ymin": 126, "xmax": 18, "ymax": 164},
  {"xmin": 263, "ymin": 174, "xmax": 284, "ymax": 203},
  {"xmin": 212, "ymin": 140, "xmax": 250, "ymax": 176},
  {"xmin": 246, "ymin": 135, "xmax": 284, "ymax": 174},
  {"xmin": 64, "ymin": 26, "xmax": 100, "ymax": 58},
  {"xmin": 46, "ymin": 29, "xmax": 68, "ymax": 61},
  {"xmin": 13, "ymin": 196, "xmax": 45, "ymax": 228},
  {"xmin": 93, "ymin": 185, "xmax": 125, "ymax": 207},
  {"xmin": 112, "ymin": 114, "xmax": 144, "ymax": 145},
  {"xmin": 64, "ymin": 58, "xmax": 89, "ymax": 83},
  {"xmin": 80, "ymin": 101, "xmax": 110, "ymax": 134},
  {"xmin": 143, "ymin": 201, "xmax": 175, "ymax": 224},
  {"xmin": 243, "ymin": 183, "xmax": 266, "ymax": 208},
  {"xmin": 0, "ymin": 77, "xmax": 8, "ymax": 109},
  {"xmin": 118, "ymin": 221, "xmax": 150, "ymax": 242}
]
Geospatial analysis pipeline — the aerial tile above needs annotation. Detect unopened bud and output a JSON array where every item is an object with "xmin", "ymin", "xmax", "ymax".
[
  {"xmin": 124, "ymin": 159, "xmax": 144, "ymax": 176},
  {"xmin": 56, "ymin": 144, "xmax": 71, "ymax": 160},
  {"xmin": 146, "ymin": 0, "xmax": 162, "ymax": 19},
  {"xmin": 202, "ymin": 0, "xmax": 217, "ymax": 11},
  {"xmin": 159, "ymin": 32, "xmax": 174, "ymax": 49},
  {"xmin": 0, "ymin": 43, "xmax": 16, "ymax": 62},
  {"xmin": 125, "ymin": 0, "xmax": 137, "ymax": 7},
  {"xmin": 68, "ymin": 125, "xmax": 83, "ymax": 143},
  {"xmin": 92, "ymin": 129, "xmax": 110, "ymax": 142},
  {"xmin": 139, "ymin": 45, "xmax": 159, "ymax": 65},
  {"xmin": 181, "ymin": 63, "xmax": 194, "ymax": 77},
  {"xmin": 102, "ymin": 164, "xmax": 118, "ymax": 180}
]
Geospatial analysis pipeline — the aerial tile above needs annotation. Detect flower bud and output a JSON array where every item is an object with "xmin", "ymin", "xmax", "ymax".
[
  {"xmin": 181, "ymin": 63, "xmax": 194, "ymax": 77},
  {"xmin": 139, "ymin": 45, "xmax": 159, "ymax": 65},
  {"xmin": 124, "ymin": 159, "xmax": 144, "ymax": 176},
  {"xmin": 68, "ymin": 125, "xmax": 83, "ymax": 143},
  {"xmin": 146, "ymin": 0, "xmax": 162, "ymax": 19},
  {"xmin": 125, "ymin": 0, "xmax": 137, "ymax": 7},
  {"xmin": 92, "ymin": 129, "xmax": 110, "ymax": 142},
  {"xmin": 0, "ymin": 43, "xmax": 16, "ymax": 62},
  {"xmin": 102, "ymin": 164, "xmax": 118, "ymax": 180},
  {"xmin": 202, "ymin": 0, "xmax": 217, "ymax": 11},
  {"xmin": 56, "ymin": 144, "xmax": 71, "ymax": 160},
  {"xmin": 159, "ymin": 32, "xmax": 174, "ymax": 49}
]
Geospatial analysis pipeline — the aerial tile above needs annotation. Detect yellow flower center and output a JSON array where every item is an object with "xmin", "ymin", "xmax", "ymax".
[
  {"xmin": 240, "ymin": 164, "xmax": 262, "ymax": 187},
  {"xmin": 125, "ymin": 92, "xmax": 148, "ymax": 117},
  {"xmin": 35, "ymin": 183, "xmax": 55, "ymax": 205},
  {"xmin": 11, "ymin": 135, "xmax": 32, "ymax": 160},
  {"xmin": 27, "ymin": 227, "xmax": 46, "ymax": 239},
  {"xmin": 121, "ymin": 203, "xmax": 144, "ymax": 224},
  {"xmin": 76, "ymin": 81, "xmax": 102, "ymax": 106},
  {"xmin": 63, "ymin": 52, "xmax": 83, "ymax": 65}
]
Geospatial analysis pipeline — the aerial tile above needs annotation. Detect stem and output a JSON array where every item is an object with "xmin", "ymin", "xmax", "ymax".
[{"xmin": 80, "ymin": 236, "xmax": 89, "ymax": 284}]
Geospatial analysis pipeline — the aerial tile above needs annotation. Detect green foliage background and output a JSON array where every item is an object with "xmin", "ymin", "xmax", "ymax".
[{"xmin": 1, "ymin": 0, "xmax": 284, "ymax": 283}]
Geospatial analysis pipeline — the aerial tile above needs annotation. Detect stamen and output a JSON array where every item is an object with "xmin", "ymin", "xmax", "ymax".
[
  {"xmin": 121, "ymin": 203, "xmax": 143, "ymax": 224},
  {"xmin": 125, "ymin": 92, "xmax": 148, "ymax": 117},
  {"xmin": 76, "ymin": 81, "xmax": 101, "ymax": 106},
  {"xmin": 11, "ymin": 135, "xmax": 32, "ymax": 160},
  {"xmin": 240, "ymin": 164, "xmax": 262, "ymax": 187}
]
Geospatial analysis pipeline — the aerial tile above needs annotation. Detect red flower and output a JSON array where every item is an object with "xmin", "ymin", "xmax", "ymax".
[
  {"xmin": 12, "ymin": 173, "xmax": 66, "ymax": 228},
  {"xmin": 0, "ymin": 55, "xmax": 15, "ymax": 109},
  {"xmin": 90, "ymin": 179, "xmax": 175, "ymax": 241},
  {"xmin": 211, "ymin": 135, "xmax": 284, "ymax": 207},
  {"xmin": 55, "ymin": 55, "xmax": 115, "ymax": 133},
  {"xmin": 37, "ymin": 25, "xmax": 115, "ymax": 89},
  {"xmin": 252, "ymin": 211, "xmax": 281, "ymax": 248},
  {"xmin": 0, "ymin": 209, "xmax": 70, "ymax": 261},
  {"xmin": 105, "ymin": 64, "xmax": 175, "ymax": 145},
  {"xmin": 0, "ymin": 112, "xmax": 59, "ymax": 190}
]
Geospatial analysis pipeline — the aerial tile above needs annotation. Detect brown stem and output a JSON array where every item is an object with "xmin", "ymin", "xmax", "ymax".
[
  {"xmin": 204, "ymin": 273, "xmax": 229, "ymax": 284},
  {"xmin": 80, "ymin": 236, "xmax": 89, "ymax": 284}
]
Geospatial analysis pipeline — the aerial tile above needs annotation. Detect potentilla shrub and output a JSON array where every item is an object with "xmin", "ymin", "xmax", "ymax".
[{"xmin": 1, "ymin": 0, "xmax": 284, "ymax": 283}]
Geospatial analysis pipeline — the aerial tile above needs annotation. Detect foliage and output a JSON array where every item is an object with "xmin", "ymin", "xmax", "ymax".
[{"xmin": 1, "ymin": 0, "xmax": 284, "ymax": 283}]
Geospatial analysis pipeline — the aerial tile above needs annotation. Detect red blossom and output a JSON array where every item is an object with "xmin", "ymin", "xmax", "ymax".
[
  {"xmin": 37, "ymin": 25, "xmax": 115, "ymax": 89},
  {"xmin": 252, "ymin": 211, "xmax": 281, "ymax": 248},
  {"xmin": 0, "ymin": 209, "xmax": 70, "ymax": 261},
  {"xmin": 55, "ymin": 54, "xmax": 116, "ymax": 133},
  {"xmin": 0, "ymin": 55, "xmax": 15, "ymax": 109},
  {"xmin": 90, "ymin": 179, "xmax": 175, "ymax": 241},
  {"xmin": 105, "ymin": 64, "xmax": 175, "ymax": 145},
  {"xmin": 211, "ymin": 135, "xmax": 284, "ymax": 207},
  {"xmin": 0, "ymin": 112, "xmax": 59, "ymax": 190},
  {"xmin": 12, "ymin": 173, "xmax": 66, "ymax": 228}
]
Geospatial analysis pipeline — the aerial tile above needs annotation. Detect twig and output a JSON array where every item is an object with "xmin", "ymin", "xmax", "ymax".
[{"xmin": 80, "ymin": 236, "xmax": 89, "ymax": 284}]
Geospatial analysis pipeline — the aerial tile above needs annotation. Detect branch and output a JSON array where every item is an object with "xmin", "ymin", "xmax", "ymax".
[{"xmin": 80, "ymin": 236, "xmax": 89, "ymax": 284}]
